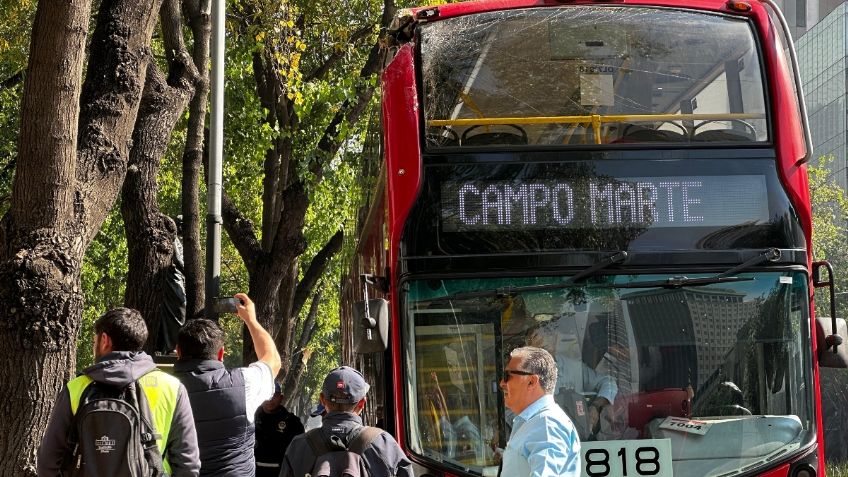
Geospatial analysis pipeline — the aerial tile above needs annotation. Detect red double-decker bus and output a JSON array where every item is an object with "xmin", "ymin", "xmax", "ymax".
[{"xmin": 341, "ymin": 1, "xmax": 848, "ymax": 476}]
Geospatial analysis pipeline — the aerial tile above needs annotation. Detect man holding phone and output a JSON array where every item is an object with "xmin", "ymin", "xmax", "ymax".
[{"xmin": 173, "ymin": 292, "xmax": 281, "ymax": 476}]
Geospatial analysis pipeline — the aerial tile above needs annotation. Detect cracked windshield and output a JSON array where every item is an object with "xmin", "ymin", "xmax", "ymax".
[
  {"xmin": 403, "ymin": 272, "xmax": 813, "ymax": 477},
  {"xmin": 421, "ymin": 6, "xmax": 768, "ymax": 147}
]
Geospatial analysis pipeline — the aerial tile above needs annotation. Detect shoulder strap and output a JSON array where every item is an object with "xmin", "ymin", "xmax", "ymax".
[
  {"xmin": 347, "ymin": 426, "xmax": 383, "ymax": 455},
  {"xmin": 306, "ymin": 428, "xmax": 331, "ymax": 457},
  {"xmin": 133, "ymin": 379, "xmax": 165, "ymax": 474}
]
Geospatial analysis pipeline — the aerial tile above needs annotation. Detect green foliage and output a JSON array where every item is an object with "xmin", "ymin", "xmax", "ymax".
[
  {"xmin": 0, "ymin": 0, "xmax": 34, "ymax": 80},
  {"xmin": 809, "ymin": 155, "xmax": 848, "ymax": 319},
  {"xmin": 0, "ymin": 82, "xmax": 21, "ymax": 215},
  {"xmin": 79, "ymin": 208, "xmax": 129, "ymax": 371},
  {"xmin": 0, "ymin": 0, "xmax": 30, "ymax": 218}
]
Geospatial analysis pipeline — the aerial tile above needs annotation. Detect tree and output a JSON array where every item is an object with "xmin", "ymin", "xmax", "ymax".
[
  {"xmin": 809, "ymin": 155, "xmax": 848, "ymax": 319},
  {"xmin": 218, "ymin": 0, "xmax": 398, "ymax": 386},
  {"xmin": 0, "ymin": 0, "xmax": 166, "ymax": 472}
]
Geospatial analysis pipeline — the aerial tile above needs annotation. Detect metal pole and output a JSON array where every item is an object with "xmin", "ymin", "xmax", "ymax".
[{"xmin": 205, "ymin": 0, "xmax": 225, "ymax": 321}]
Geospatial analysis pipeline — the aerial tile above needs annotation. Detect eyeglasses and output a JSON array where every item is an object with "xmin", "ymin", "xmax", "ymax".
[{"xmin": 501, "ymin": 369, "xmax": 535, "ymax": 382}]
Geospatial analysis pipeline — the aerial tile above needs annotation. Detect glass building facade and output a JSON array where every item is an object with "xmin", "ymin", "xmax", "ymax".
[
  {"xmin": 796, "ymin": 3, "xmax": 848, "ymax": 189},
  {"xmin": 791, "ymin": 3, "xmax": 848, "ymax": 463}
]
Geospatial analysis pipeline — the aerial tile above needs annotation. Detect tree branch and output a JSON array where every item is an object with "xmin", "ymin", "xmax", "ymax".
[
  {"xmin": 281, "ymin": 289, "xmax": 321, "ymax": 402},
  {"xmin": 291, "ymin": 230, "xmax": 343, "ymax": 318},
  {"xmin": 0, "ymin": 71, "xmax": 23, "ymax": 91},
  {"xmin": 304, "ymin": 24, "xmax": 375, "ymax": 83},
  {"xmin": 221, "ymin": 190, "xmax": 263, "ymax": 274},
  {"xmin": 160, "ymin": 0, "xmax": 199, "ymax": 90},
  {"xmin": 75, "ymin": 0, "xmax": 167, "ymax": 244}
]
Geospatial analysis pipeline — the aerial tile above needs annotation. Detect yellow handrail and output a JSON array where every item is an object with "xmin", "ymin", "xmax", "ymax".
[{"xmin": 427, "ymin": 113, "xmax": 763, "ymax": 127}]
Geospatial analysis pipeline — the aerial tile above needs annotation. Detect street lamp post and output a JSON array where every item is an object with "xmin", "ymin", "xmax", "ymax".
[{"xmin": 205, "ymin": 0, "xmax": 225, "ymax": 320}]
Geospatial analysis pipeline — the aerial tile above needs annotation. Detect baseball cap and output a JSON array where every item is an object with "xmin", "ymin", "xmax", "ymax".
[
  {"xmin": 310, "ymin": 403, "xmax": 326, "ymax": 417},
  {"xmin": 321, "ymin": 366, "xmax": 370, "ymax": 404}
]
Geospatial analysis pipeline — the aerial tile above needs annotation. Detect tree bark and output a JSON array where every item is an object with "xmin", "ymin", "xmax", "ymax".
[
  {"xmin": 181, "ymin": 0, "xmax": 211, "ymax": 319},
  {"xmin": 0, "ymin": 0, "xmax": 163, "ymax": 473},
  {"xmin": 122, "ymin": 0, "xmax": 198, "ymax": 350}
]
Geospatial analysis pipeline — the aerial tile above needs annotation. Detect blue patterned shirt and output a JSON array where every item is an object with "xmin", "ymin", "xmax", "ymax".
[{"xmin": 502, "ymin": 394, "xmax": 581, "ymax": 477}]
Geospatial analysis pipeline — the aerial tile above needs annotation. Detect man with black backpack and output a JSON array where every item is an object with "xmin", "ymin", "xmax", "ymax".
[
  {"xmin": 278, "ymin": 366, "xmax": 413, "ymax": 477},
  {"xmin": 37, "ymin": 307, "xmax": 200, "ymax": 476}
]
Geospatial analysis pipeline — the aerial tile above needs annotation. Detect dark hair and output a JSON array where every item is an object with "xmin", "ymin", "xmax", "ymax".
[
  {"xmin": 94, "ymin": 308, "xmax": 148, "ymax": 352},
  {"xmin": 177, "ymin": 318, "xmax": 224, "ymax": 360},
  {"xmin": 324, "ymin": 400, "xmax": 358, "ymax": 413}
]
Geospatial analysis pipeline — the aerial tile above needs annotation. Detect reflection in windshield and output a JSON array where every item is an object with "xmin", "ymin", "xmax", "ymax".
[{"xmin": 403, "ymin": 272, "xmax": 814, "ymax": 476}]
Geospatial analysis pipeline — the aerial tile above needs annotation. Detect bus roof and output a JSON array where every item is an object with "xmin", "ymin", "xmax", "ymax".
[{"xmin": 406, "ymin": 0, "xmax": 764, "ymax": 21}]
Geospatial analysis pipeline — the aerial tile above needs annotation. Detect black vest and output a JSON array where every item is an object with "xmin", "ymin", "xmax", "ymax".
[{"xmin": 174, "ymin": 359, "xmax": 255, "ymax": 477}]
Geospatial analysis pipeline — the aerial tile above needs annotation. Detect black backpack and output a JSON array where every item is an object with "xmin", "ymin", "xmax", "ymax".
[
  {"xmin": 62, "ymin": 380, "xmax": 164, "ymax": 476},
  {"xmin": 306, "ymin": 426, "xmax": 383, "ymax": 477}
]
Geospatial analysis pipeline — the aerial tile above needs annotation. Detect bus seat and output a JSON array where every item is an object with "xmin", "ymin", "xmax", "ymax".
[
  {"xmin": 613, "ymin": 127, "xmax": 688, "ymax": 143},
  {"xmin": 692, "ymin": 129, "xmax": 756, "ymax": 142},
  {"xmin": 626, "ymin": 388, "xmax": 692, "ymax": 433},
  {"xmin": 461, "ymin": 124, "xmax": 528, "ymax": 146}
]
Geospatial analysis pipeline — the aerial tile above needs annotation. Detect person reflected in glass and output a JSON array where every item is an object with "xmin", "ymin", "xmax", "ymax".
[
  {"xmin": 526, "ymin": 321, "xmax": 618, "ymax": 440},
  {"xmin": 500, "ymin": 346, "xmax": 580, "ymax": 477}
]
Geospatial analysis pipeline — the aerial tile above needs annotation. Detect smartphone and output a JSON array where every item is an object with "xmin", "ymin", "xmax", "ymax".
[{"xmin": 214, "ymin": 296, "xmax": 243, "ymax": 314}]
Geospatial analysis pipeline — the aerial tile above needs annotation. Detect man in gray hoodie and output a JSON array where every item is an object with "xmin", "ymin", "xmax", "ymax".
[{"xmin": 37, "ymin": 307, "xmax": 200, "ymax": 476}]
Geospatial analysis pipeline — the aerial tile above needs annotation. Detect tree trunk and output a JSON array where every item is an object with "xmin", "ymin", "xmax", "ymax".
[
  {"xmin": 181, "ymin": 0, "xmax": 211, "ymax": 319},
  {"xmin": 0, "ymin": 0, "xmax": 163, "ymax": 473},
  {"xmin": 122, "ymin": 0, "xmax": 198, "ymax": 348}
]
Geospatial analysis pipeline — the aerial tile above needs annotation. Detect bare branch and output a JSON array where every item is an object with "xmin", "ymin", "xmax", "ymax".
[
  {"xmin": 221, "ymin": 191, "xmax": 263, "ymax": 274},
  {"xmin": 291, "ymin": 230, "xmax": 343, "ymax": 318},
  {"xmin": 0, "ymin": 71, "xmax": 23, "ymax": 91},
  {"xmin": 281, "ymin": 289, "xmax": 322, "ymax": 400}
]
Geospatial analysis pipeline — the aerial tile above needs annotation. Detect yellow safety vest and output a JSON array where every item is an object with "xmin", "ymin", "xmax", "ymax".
[{"xmin": 66, "ymin": 369, "xmax": 181, "ymax": 474}]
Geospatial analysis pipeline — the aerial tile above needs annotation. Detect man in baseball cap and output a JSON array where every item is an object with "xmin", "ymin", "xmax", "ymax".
[
  {"xmin": 322, "ymin": 366, "xmax": 370, "ymax": 405},
  {"xmin": 279, "ymin": 366, "xmax": 414, "ymax": 477}
]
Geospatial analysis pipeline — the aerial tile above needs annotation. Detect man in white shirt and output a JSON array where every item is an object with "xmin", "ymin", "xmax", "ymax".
[
  {"xmin": 173, "ymin": 292, "xmax": 281, "ymax": 476},
  {"xmin": 527, "ymin": 321, "xmax": 618, "ymax": 439}
]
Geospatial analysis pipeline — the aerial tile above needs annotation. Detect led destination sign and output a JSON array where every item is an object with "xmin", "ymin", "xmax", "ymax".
[{"xmin": 440, "ymin": 175, "xmax": 769, "ymax": 232}]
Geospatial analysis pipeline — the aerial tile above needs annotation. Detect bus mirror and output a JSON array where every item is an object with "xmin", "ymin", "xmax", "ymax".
[
  {"xmin": 353, "ymin": 298, "xmax": 390, "ymax": 354},
  {"xmin": 816, "ymin": 317, "xmax": 848, "ymax": 368},
  {"xmin": 812, "ymin": 261, "xmax": 847, "ymax": 367}
]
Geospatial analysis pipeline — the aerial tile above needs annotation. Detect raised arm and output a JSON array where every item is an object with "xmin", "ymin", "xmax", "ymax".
[{"xmin": 235, "ymin": 292, "xmax": 281, "ymax": 376}]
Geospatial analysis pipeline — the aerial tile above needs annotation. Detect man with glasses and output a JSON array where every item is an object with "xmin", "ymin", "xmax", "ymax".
[{"xmin": 499, "ymin": 346, "xmax": 581, "ymax": 477}]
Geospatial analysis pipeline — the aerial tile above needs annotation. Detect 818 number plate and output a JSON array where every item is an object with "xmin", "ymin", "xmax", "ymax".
[{"xmin": 581, "ymin": 439, "xmax": 673, "ymax": 477}]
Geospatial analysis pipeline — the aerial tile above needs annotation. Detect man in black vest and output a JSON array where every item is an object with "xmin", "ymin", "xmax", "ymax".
[
  {"xmin": 254, "ymin": 382, "xmax": 304, "ymax": 476},
  {"xmin": 174, "ymin": 293, "xmax": 281, "ymax": 476}
]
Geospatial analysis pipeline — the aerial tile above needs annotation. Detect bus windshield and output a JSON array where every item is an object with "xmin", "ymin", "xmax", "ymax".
[
  {"xmin": 421, "ymin": 6, "xmax": 769, "ymax": 147},
  {"xmin": 402, "ymin": 271, "xmax": 814, "ymax": 477}
]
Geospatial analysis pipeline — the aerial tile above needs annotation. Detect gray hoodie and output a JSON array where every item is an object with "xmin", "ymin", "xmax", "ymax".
[{"xmin": 37, "ymin": 351, "xmax": 200, "ymax": 476}]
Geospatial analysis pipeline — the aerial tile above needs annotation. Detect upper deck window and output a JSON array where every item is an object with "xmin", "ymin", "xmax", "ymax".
[{"xmin": 420, "ymin": 7, "xmax": 768, "ymax": 148}]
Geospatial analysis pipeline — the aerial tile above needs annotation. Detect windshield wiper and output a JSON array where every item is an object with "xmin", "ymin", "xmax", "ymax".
[
  {"xmin": 608, "ymin": 275, "xmax": 754, "ymax": 289},
  {"xmin": 595, "ymin": 248, "xmax": 781, "ymax": 289},
  {"xmin": 433, "ymin": 251, "xmax": 628, "ymax": 300}
]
